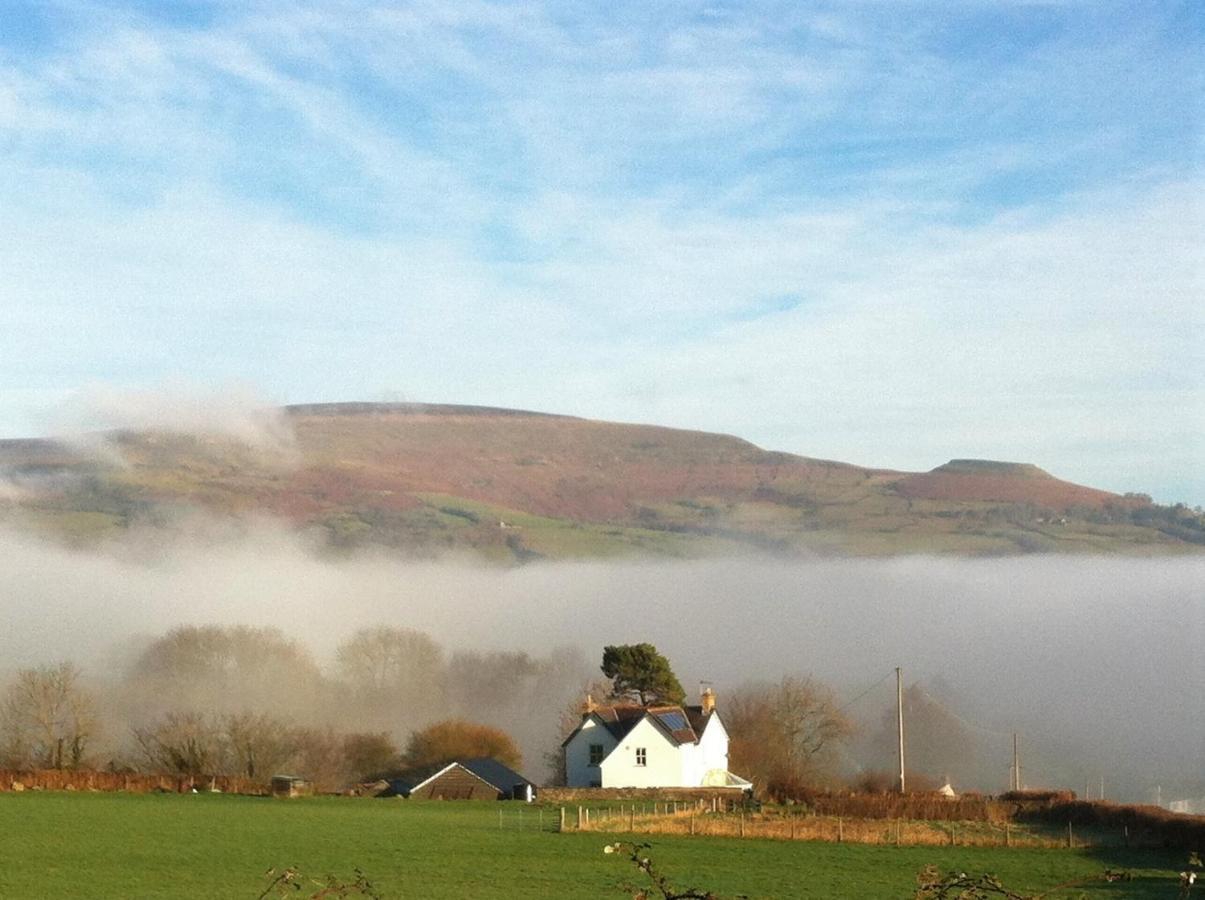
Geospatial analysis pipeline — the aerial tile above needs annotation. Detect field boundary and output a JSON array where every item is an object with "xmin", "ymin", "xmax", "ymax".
[
  {"xmin": 0, "ymin": 768, "xmax": 267, "ymax": 795},
  {"xmin": 556, "ymin": 801, "xmax": 1205, "ymax": 850}
]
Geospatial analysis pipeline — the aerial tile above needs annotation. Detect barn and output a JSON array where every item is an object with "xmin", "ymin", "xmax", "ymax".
[{"xmin": 387, "ymin": 758, "xmax": 535, "ymax": 801}]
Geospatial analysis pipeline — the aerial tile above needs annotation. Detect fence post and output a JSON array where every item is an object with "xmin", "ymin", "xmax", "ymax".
[
  {"xmin": 690, "ymin": 814, "xmax": 696, "ymax": 835},
  {"xmin": 791, "ymin": 817, "xmax": 796, "ymax": 840},
  {"xmin": 1004, "ymin": 823, "xmax": 1010, "ymax": 847},
  {"xmin": 560, "ymin": 807, "xmax": 566, "ymax": 832},
  {"xmin": 837, "ymin": 817, "xmax": 843, "ymax": 842},
  {"xmin": 949, "ymin": 824, "xmax": 955, "ymax": 846},
  {"xmin": 578, "ymin": 806, "xmax": 583, "ymax": 829},
  {"xmin": 1067, "ymin": 821, "xmax": 1073, "ymax": 848},
  {"xmin": 895, "ymin": 819, "xmax": 901, "ymax": 847},
  {"xmin": 740, "ymin": 812, "xmax": 745, "ymax": 837},
  {"xmin": 1123, "ymin": 825, "xmax": 1129, "ymax": 848},
  {"xmin": 499, "ymin": 808, "xmax": 503, "ymax": 830}
]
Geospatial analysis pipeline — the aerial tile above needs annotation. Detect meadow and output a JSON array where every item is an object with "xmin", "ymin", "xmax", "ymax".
[{"xmin": 0, "ymin": 793, "xmax": 1187, "ymax": 898}]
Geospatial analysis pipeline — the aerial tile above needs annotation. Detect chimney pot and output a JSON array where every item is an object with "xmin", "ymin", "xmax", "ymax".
[{"xmin": 701, "ymin": 687, "xmax": 716, "ymax": 714}]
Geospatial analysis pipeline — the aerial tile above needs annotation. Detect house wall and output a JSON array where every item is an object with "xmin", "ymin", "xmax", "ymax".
[
  {"xmin": 599, "ymin": 717, "xmax": 682, "ymax": 788},
  {"xmin": 565, "ymin": 717, "xmax": 618, "ymax": 788},
  {"xmin": 689, "ymin": 714, "xmax": 731, "ymax": 787}
]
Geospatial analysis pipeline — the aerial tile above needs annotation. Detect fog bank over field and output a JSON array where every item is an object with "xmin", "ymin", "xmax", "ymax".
[{"xmin": 0, "ymin": 524, "xmax": 1200, "ymax": 800}]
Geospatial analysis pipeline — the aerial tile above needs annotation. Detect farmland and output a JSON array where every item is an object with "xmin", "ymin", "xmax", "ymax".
[{"xmin": 0, "ymin": 792, "xmax": 1186, "ymax": 898}]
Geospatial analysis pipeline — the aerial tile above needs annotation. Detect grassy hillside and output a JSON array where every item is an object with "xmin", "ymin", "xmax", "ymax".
[{"xmin": 0, "ymin": 403, "xmax": 1200, "ymax": 560}]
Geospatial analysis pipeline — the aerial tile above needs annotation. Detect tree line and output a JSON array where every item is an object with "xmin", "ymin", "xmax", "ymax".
[
  {"xmin": 1, "ymin": 624, "xmax": 585, "ymax": 789},
  {"xmin": 1, "ymin": 631, "xmax": 984, "ymax": 796}
]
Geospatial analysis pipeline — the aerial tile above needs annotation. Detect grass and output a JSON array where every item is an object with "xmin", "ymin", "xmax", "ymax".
[{"xmin": 0, "ymin": 792, "xmax": 1186, "ymax": 898}]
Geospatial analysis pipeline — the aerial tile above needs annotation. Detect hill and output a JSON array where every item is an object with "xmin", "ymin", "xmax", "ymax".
[{"xmin": 0, "ymin": 402, "xmax": 1199, "ymax": 560}]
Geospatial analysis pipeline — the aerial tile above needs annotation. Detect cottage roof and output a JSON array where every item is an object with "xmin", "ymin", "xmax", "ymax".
[{"xmin": 566, "ymin": 702, "xmax": 716, "ymax": 748}]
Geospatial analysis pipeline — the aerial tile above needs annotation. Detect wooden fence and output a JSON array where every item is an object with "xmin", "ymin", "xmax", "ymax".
[{"xmin": 557, "ymin": 802, "xmax": 1183, "ymax": 850}]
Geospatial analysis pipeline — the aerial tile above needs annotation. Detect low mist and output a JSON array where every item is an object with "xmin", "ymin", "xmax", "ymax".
[{"xmin": 0, "ymin": 522, "xmax": 1200, "ymax": 799}]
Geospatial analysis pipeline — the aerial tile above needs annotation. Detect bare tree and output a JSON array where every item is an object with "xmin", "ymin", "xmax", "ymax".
[
  {"xmin": 1, "ymin": 662, "xmax": 98, "ymax": 769},
  {"xmin": 336, "ymin": 626, "xmax": 445, "ymax": 699},
  {"xmin": 290, "ymin": 727, "xmax": 350, "ymax": 791},
  {"xmin": 223, "ymin": 712, "xmax": 297, "ymax": 779},
  {"xmin": 133, "ymin": 711, "xmax": 226, "ymax": 776},
  {"xmin": 870, "ymin": 684, "xmax": 978, "ymax": 786},
  {"xmin": 133, "ymin": 710, "xmax": 298, "ymax": 778},
  {"xmin": 126, "ymin": 625, "xmax": 325, "ymax": 718},
  {"xmin": 726, "ymin": 675, "xmax": 851, "ymax": 798}
]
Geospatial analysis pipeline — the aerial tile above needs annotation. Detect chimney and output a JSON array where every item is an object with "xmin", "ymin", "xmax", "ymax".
[
  {"xmin": 581, "ymin": 693, "xmax": 597, "ymax": 714},
  {"xmin": 700, "ymin": 687, "xmax": 716, "ymax": 715}
]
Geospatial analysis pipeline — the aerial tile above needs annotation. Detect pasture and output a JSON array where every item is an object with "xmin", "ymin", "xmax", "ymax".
[{"xmin": 0, "ymin": 792, "xmax": 1186, "ymax": 898}]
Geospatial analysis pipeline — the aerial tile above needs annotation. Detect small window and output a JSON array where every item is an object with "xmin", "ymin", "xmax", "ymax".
[
  {"xmin": 589, "ymin": 744, "xmax": 604, "ymax": 766},
  {"xmin": 635, "ymin": 748, "xmax": 647, "ymax": 767}
]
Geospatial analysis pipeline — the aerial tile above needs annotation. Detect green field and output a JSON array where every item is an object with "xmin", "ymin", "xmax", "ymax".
[{"xmin": 0, "ymin": 793, "xmax": 1186, "ymax": 898}]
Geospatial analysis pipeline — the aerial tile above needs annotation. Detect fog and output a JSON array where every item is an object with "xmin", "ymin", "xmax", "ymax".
[{"xmin": 0, "ymin": 522, "xmax": 1201, "ymax": 799}]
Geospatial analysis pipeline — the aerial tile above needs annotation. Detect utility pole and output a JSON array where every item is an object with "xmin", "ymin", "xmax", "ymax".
[
  {"xmin": 896, "ymin": 667, "xmax": 906, "ymax": 794},
  {"xmin": 1099, "ymin": 775, "xmax": 1104, "ymax": 802},
  {"xmin": 1012, "ymin": 733, "xmax": 1022, "ymax": 792}
]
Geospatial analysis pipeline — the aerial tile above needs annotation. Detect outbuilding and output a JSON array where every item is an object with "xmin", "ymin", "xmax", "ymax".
[
  {"xmin": 387, "ymin": 758, "xmax": 535, "ymax": 801},
  {"xmin": 270, "ymin": 775, "xmax": 313, "ymax": 798}
]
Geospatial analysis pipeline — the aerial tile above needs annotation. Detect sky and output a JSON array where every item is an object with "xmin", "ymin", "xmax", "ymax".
[{"xmin": 0, "ymin": 0, "xmax": 1201, "ymax": 504}]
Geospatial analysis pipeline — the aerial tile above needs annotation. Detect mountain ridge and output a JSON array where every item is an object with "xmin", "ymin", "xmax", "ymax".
[{"xmin": 0, "ymin": 402, "xmax": 1199, "ymax": 559}]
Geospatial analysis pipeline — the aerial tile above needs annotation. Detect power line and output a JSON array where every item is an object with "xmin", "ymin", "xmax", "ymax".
[{"xmin": 835, "ymin": 669, "xmax": 896, "ymax": 715}]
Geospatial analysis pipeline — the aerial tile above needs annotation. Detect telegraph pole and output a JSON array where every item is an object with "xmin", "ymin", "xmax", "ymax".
[
  {"xmin": 896, "ymin": 667, "xmax": 906, "ymax": 794},
  {"xmin": 1012, "ymin": 733, "xmax": 1022, "ymax": 792}
]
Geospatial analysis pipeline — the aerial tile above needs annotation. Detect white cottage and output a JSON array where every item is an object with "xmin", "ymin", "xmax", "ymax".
[{"xmin": 562, "ymin": 688, "xmax": 751, "ymax": 790}]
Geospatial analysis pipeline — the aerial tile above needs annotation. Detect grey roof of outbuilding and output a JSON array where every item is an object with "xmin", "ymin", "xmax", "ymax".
[
  {"xmin": 386, "ymin": 757, "xmax": 534, "ymax": 798},
  {"xmin": 459, "ymin": 757, "xmax": 534, "ymax": 791}
]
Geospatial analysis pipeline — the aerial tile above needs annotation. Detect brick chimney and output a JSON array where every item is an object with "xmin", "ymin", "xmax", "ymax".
[{"xmin": 700, "ymin": 687, "xmax": 716, "ymax": 715}]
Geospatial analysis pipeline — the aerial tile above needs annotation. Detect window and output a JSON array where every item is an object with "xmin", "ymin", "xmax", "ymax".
[
  {"xmin": 635, "ymin": 748, "xmax": 647, "ymax": 767},
  {"xmin": 588, "ymin": 744, "xmax": 604, "ymax": 767}
]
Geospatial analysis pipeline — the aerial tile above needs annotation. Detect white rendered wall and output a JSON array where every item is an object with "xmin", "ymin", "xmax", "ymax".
[
  {"xmin": 599, "ymin": 717, "xmax": 683, "ymax": 788},
  {"xmin": 693, "ymin": 714, "xmax": 731, "ymax": 785},
  {"xmin": 565, "ymin": 717, "xmax": 618, "ymax": 787}
]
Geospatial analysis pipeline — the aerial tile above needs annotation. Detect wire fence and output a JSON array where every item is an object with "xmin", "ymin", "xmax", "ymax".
[{"xmin": 554, "ymin": 804, "xmax": 1156, "ymax": 850}]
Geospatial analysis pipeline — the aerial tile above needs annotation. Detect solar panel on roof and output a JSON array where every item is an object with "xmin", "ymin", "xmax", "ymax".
[{"xmin": 656, "ymin": 711, "xmax": 688, "ymax": 731}]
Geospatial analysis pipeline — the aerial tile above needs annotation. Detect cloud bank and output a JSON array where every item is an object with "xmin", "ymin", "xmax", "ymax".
[{"xmin": 0, "ymin": 522, "xmax": 1199, "ymax": 799}]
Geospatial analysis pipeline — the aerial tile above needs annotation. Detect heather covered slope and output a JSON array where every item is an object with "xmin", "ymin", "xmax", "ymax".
[{"xmin": 0, "ymin": 403, "xmax": 1199, "ymax": 559}]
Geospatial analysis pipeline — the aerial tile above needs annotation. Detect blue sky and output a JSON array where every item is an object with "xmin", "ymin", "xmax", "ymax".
[{"xmin": 0, "ymin": 0, "xmax": 1201, "ymax": 503}]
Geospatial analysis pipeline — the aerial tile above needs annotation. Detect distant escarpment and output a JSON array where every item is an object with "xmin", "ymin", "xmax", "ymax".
[{"xmin": 0, "ymin": 403, "xmax": 1199, "ymax": 560}]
